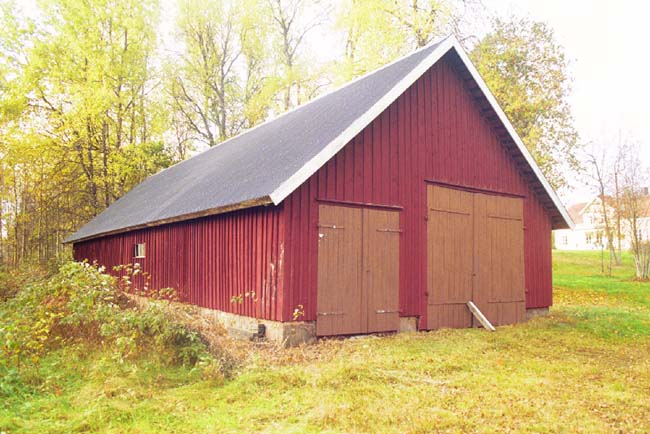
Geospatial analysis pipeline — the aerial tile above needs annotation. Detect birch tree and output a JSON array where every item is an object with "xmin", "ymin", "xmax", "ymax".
[
  {"xmin": 0, "ymin": 0, "xmax": 173, "ymax": 266},
  {"xmin": 334, "ymin": 0, "xmax": 473, "ymax": 82},
  {"xmin": 267, "ymin": 0, "xmax": 331, "ymax": 110},
  {"xmin": 618, "ymin": 143, "xmax": 650, "ymax": 279},
  {"xmin": 169, "ymin": 0, "xmax": 278, "ymax": 146},
  {"xmin": 586, "ymin": 147, "xmax": 620, "ymax": 270}
]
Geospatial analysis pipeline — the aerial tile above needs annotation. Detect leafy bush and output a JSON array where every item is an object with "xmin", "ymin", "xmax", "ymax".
[
  {"xmin": 0, "ymin": 266, "xmax": 47, "ymax": 302},
  {"xmin": 0, "ymin": 261, "xmax": 210, "ymax": 369}
]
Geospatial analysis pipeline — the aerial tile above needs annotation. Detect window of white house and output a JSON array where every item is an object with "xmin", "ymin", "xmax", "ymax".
[
  {"xmin": 134, "ymin": 243, "xmax": 146, "ymax": 258},
  {"xmin": 596, "ymin": 233, "xmax": 603, "ymax": 245},
  {"xmin": 586, "ymin": 233, "xmax": 593, "ymax": 244},
  {"xmin": 562, "ymin": 236, "xmax": 568, "ymax": 245}
]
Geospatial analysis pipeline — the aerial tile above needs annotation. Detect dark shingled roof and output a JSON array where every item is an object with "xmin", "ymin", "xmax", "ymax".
[{"xmin": 67, "ymin": 36, "xmax": 572, "ymax": 243}]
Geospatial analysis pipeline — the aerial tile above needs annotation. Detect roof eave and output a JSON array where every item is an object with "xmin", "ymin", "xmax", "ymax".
[{"xmin": 65, "ymin": 196, "xmax": 274, "ymax": 244}]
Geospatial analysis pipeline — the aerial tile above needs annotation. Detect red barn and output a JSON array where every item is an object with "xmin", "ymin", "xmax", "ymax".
[{"xmin": 68, "ymin": 37, "xmax": 572, "ymax": 345}]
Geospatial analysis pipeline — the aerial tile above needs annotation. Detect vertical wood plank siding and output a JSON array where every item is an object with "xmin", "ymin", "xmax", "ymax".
[
  {"xmin": 74, "ymin": 205, "xmax": 286, "ymax": 321},
  {"xmin": 282, "ymin": 54, "xmax": 553, "ymax": 327}
]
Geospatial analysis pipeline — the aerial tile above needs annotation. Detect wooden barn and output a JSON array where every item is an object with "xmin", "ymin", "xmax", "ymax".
[{"xmin": 68, "ymin": 36, "xmax": 573, "ymax": 344}]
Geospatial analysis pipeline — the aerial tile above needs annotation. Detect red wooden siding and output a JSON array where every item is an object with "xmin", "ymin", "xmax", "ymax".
[
  {"xmin": 74, "ymin": 205, "xmax": 286, "ymax": 321},
  {"xmin": 282, "ymin": 53, "xmax": 553, "ymax": 327}
]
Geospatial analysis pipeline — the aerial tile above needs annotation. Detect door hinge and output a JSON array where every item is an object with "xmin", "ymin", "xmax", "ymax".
[
  {"xmin": 375, "ymin": 309, "xmax": 400, "ymax": 314},
  {"xmin": 430, "ymin": 207, "xmax": 470, "ymax": 216},
  {"xmin": 376, "ymin": 228, "xmax": 402, "ymax": 233},
  {"xmin": 317, "ymin": 224, "xmax": 345, "ymax": 230},
  {"xmin": 317, "ymin": 311, "xmax": 345, "ymax": 316}
]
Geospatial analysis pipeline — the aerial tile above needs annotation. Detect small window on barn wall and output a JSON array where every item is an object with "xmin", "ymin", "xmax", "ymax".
[{"xmin": 133, "ymin": 243, "xmax": 146, "ymax": 258}]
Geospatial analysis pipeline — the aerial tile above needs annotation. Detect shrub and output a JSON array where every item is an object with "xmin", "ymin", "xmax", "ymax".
[
  {"xmin": 0, "ymin": 261, "xmax": 210, "ymax": 369},
  {"xmin": 0, "ymin": 266, "xmax": 47, "ymax": 302}
]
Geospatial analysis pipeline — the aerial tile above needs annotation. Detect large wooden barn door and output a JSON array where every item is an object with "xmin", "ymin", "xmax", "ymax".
[
  {"xmin": 426, "ymin": 185, "xmax": 474, "ymax": 328},
  {"xmin": 473, "ymin": 193, "xmax": 526, "ymax": 326},
  {"xmin": 426, "ymin": 185, "xmax": 525, "ymax": 329},
  {"xmin": 316, "ymin": 204, "xmax": 400, "ymax": 336}
]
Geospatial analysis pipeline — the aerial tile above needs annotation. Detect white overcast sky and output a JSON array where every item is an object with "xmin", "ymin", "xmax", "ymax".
[{"xmin": 483, "ymin": 0, "xmax": 650, "ymax": 202}]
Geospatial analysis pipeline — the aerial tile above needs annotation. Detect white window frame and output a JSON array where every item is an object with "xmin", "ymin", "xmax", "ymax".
[{"xmin": 134, "ymin": 243, "xmax": 146, "ymax": 258}]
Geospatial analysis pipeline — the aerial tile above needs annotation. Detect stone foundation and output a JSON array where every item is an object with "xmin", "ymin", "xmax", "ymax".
[
  {"xmin": 129, "ymin": 293, "xmax": 548, "ymax": 347},
  {"xmin": 127, "ymin": 294, "xmax": 315, "ymax": 347},
  {"xmin": 526, "ymin": 307, "xmax": 550, "ymax": 320},
  {"xmin": 399, "ymin": 316, "xmax": 419, "ymax": 332},
  {"xmin": 193, "ymin": 306, "xmax": 316, "ymax": 347}
]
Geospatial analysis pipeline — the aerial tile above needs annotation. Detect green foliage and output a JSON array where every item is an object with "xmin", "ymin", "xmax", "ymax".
[
  {"xmin": 471, "ymin": 17, "xmax": 580, "ymax": 191},
  {"xmin": 0, "ymin": 0, "xmax": 180, "ymax": 268},
  {"xmin": 0, "ymin": 261, "xmax": 209, "ymax": 369},
  {"xmin": 0, "ymin": 267, "xmax": 46, "ymax": 302},
  {"xmin": 169, "ymin": 0, "xmax": 278, "ymax": 146},
  {"xmin": 334, "ymin": 0, "xmax": 464, "ymax": 83}
]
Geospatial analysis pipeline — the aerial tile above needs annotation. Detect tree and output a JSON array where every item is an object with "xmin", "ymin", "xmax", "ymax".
[
  {"xmin": 617, "ymin": 142, "xmax": 650, "ymax": 279},
  {"xmin": 586, "ymin": 148, "xmax": 620, "ymax": 271},
  {"xmin": 0, "ymin": 0, "xmax": 174, "ymax": 267},
  {"xmin": 169, "ymin": 0, "xmax": 279, "ymax": 146},
  {"xmin": 334, "ymin": 0, "xmax": 473, "ymax": 82},
  {"xmin": 471, "ymin": 17, "xmax": 580, "ymax": 191},
  {"xmin": 266, "ymin": 0, "xmax": 330, "ymax": 110}
]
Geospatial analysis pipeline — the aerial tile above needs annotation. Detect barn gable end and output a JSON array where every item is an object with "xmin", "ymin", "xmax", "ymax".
[{"xmin": 282, "ymin": 53, "xmax": 554, "ymax": 329}]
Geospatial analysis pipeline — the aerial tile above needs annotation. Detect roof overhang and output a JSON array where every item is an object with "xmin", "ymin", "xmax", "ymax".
[{"xmin": 65, "ymin": 196, "xmax": 273, "ymax": 244}]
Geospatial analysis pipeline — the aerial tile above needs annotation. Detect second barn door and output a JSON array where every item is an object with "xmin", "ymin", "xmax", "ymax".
[
  {"xmin": 473, "ymin": 193, "xmax": 526, "ymax": 325},
  {"xmin": 427, "ymin": 185, "xmax": 525, "ymax": 329},
  {"xmin": 316, "ymin": 204, "xmax": 400, "ymax": 336}
]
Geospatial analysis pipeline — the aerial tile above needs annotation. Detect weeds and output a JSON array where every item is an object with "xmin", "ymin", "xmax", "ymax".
[{"xmin": 0, "ymin": 261, "xmax": 237, "ymax": 391}]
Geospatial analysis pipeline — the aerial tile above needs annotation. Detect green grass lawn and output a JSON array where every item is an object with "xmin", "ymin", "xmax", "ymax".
[{"xmin": 2, "ymin": 250, "xmax": 650, "ymax": 433}]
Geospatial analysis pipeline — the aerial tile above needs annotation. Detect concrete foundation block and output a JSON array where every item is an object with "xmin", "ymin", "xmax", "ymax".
[
  {"xmin": 526, "ymin": 307, "xmax": 550, "ymax": 320},
  {"xmin": 399, "ymin": 316, "xmax": 418, "ymax": 332},
  {"xmin": 262, "ymin": 320, "xmax": 317, "ymax": 347},
  {"xmin": 195, "ymin": 307, "xmax": 316, "ymax": 346},
  {"xmin": 128, "ymin": 294, "xmax": 316, "ymax": 347}
]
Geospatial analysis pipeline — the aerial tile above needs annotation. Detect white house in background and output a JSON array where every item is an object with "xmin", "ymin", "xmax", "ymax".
[{"xmin": 554, "ymin": 195, "xmax": 650, "ymax": 251}]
